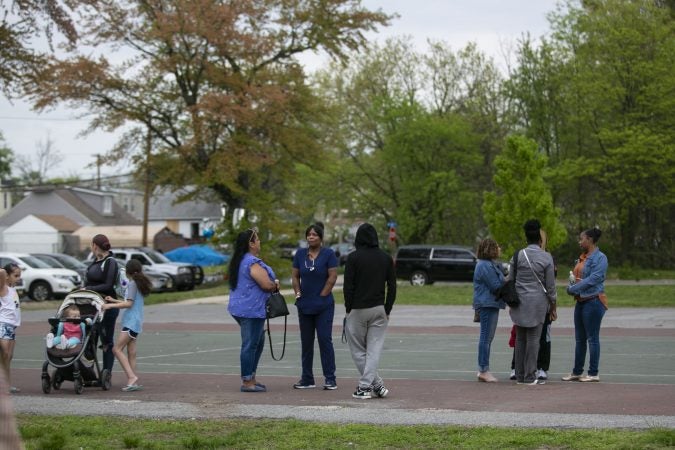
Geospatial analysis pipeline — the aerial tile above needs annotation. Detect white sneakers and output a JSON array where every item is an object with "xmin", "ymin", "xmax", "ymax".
[
  {"xmin": 579, "ymin": 375, "xmax": 600, "ymax": 382},
  {"xmin": 562, "ymin": 373, "xmax": 600, "ymax": 382},
  {"xmin": 477, "ymin": 372, "xmax": 498, "ymax": 383}
]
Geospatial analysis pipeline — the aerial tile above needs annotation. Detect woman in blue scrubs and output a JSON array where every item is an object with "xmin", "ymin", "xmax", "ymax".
[{"xmin": 291, "ymin": 224, "xmax": 339, "ymax": 390}]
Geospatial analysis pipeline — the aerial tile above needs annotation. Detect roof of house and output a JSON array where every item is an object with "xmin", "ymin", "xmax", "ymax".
[
  {"xmin": 0, "ymin": 187, "xmax": 140, "ymax": 228},
  {"xmin": 35, "ymin": 214, "xmax": 80, "ymax": 232}
]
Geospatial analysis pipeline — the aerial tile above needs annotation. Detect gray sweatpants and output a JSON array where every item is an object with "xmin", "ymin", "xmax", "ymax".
[
  {"xmin": 514, "ymin": 323, "xmax": 544, "ymax": 383},
  {"xmin": 345, "ymin": 305, "xmax": 388, "ymax": 389}
]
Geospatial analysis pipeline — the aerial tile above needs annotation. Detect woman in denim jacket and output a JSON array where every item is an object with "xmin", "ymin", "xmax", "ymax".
[
  {"xmin": 562, "ymin": 227, "xmax": 608, "ymax": 382},
  {"xmin": 472, "ymin": 238, "xmax": 506, "ymax": 382}
]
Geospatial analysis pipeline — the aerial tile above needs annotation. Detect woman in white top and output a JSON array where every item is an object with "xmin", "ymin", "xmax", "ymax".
[{"xmin": 0, "ymin": 263, "xmax": 22, "ymax": 394}]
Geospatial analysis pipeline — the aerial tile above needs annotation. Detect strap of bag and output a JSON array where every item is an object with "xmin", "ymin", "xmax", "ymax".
[
  {"xmin": 522, "ymin": 249, "xmax": 547, "ymax": 294},
  {"xmin": 266, "ymin": 316, "xmax": 287, "ymax": 361},
  {"xmin": 341, "ymin": 316, "xmax": 347, "ymax": 343}
]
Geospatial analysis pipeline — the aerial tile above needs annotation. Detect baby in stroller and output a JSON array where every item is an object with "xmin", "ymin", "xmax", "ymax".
[
  {"xmin": 41, "ymin": 290, "xmax": 109, "ymax": 394},
  {"xmin": 46, "ymin": 305, "xmax": 91, "ymax": 350}
]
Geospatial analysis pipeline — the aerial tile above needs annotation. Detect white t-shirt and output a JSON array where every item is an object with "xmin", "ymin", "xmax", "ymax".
[{"xmin": 0, "ymin": 287, "xmax": 21, "ymax": 327}]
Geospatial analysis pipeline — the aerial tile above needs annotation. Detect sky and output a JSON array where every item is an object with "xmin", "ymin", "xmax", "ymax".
[{"xmin": 0, "ymin": 0, "xmax": 559, "ymax": 180}]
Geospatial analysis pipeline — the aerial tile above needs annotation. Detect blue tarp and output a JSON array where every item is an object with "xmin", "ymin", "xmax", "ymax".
[{"xmin": 164, "ymin": 245, "xmax": 229, "ymax": 267}]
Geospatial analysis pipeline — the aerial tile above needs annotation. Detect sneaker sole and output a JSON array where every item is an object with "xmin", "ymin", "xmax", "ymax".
[
  {"xmin": 352, "ymin": 394, "xmax": 371, "ymax": 399},
  {"xmin": 323, "ymin": 385, "xmax": 338, "ymax": 390},
  {"xmin": 375, "ymin": 390, "xmax": 389, "ymax": 398},
  {"xmin": 293, "ymin": 385, "xmax": 316, "ymax": 389}
]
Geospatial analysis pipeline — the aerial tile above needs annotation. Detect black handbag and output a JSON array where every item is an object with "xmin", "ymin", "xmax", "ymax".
[
  {"xmin": 265, "ymin": 291, "xmax": 289, "ymax": 361},
  {"xmin": 266, "ymin": 291, "xmax": 289, "ymax": 318},
  {"xmin": 497, "ymin": 249, "xmax": 520, "ymax": 308}
]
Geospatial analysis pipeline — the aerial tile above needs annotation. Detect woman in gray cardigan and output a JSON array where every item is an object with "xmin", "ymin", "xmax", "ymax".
[{"xmin": 508, "ymin": 220, "xmax": 557, "ymax": 385}]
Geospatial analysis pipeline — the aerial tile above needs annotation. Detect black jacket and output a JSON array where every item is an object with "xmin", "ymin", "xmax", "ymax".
[
  {"xmin": 343, "ymin": 223, "xmax": 397, "ymax": 314},
  {"xmin": 85, "ymin": 254, "xmax": 118, "ymax": 298}
]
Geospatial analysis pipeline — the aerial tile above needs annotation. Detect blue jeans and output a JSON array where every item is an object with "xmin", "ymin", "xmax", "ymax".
[
  {"xmin": 233, "ymin": 316, "xmax": 266, "ymax": 381},
  {"xmin": 477, "ymin": 307, "xmax": 499, "ymax": 372},
  {"xmin": 572, "ymin": 298, "xmax": 605, "ymax": 376},
  {"xmin": 298, "ymin": 303, "xmax": 336, "ymax": 384}
]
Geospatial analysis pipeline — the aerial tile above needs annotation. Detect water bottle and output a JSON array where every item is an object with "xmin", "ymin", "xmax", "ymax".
[{"xmin": 568, "ymin": 271, "xmax": 576, "ymax": 285}]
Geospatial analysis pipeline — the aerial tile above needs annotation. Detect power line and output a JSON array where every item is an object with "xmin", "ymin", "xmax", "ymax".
[
  {"xmin": 0, "ymin": 116, "xmax": 88, "ymax": 121},
  {"xmin": 1, "ymin": 172, "xmax": 138, "ymax": 192}
]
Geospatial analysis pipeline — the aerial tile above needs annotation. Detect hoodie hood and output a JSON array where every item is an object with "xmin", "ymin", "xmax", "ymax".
[{"xmin": 354, "ymin": 223, "xmax": 380, "ymax": 248}]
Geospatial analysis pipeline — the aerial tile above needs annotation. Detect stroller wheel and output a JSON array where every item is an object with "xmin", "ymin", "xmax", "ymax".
[
  {"xmin": 74, "ymin": 377, "xmax": 84, "ymax": 395},
  {"xmin": 101, "ymin": 369, "xmax": 112, "ymax": 391},
  {"xmin": 53, "ymin": 372, "xmax": 62, "ymax": 390},
  {"xmin": 42, "ymin": 375, "xmax": 52, "ymax": 394}
]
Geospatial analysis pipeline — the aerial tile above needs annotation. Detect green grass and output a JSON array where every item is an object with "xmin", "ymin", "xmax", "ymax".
[
  {"xmin": 15, "ymin": 415, "xmax": 675, "ymax": 449},
  {"xmin": 608, "ymin": 267, "xmax": 675, "ymax": 281},
  {"xmin": 394, "ymin": 284, "xmax": 675, "ymax": 308},
  {"xmin": 20, "ymin": 281, "xmax": 675, "ymax": 310},
  {"xmin": 144, "ymin": 282, "xmax": 229, "ymax": 306}
]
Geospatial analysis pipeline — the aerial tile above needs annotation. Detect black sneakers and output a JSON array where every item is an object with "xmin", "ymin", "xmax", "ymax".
[
  {"xmin": 293, "ymin": 381, "xmax": 316, "ymax": 389},
  {"xmin": 323, "ymin": 381, "xmax": 338, "ymax": 390},
  {"xmin": 352, "ymin": 386, "xmax": 372, "ymax": 399},
  {"xmin": 372, "ymin": 383, "xmax": 389, "ymax": 398}
]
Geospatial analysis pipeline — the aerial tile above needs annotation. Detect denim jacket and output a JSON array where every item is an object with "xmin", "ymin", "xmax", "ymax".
[
  {"xmin": 473, "ymin": 259, "xmax": 505, "ymax": 310},
  {"xmin": 567, "ymin": 248, "xmax": 608, "ymax": 299}
]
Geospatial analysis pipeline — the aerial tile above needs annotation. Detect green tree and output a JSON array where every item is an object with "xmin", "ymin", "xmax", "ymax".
[
  {"xmin": 0, "ymin": 0, "xmax": 78, "ymax": 97},
  {"xmin": 506, "ymin": 0, "xmax": 675, "ymax": 267},
  {"xmin": 28, "ymin": 0, "xmax": 392, "ymax": 234},
  {"xmin": 314, "ymin": 38, "xmax": 506, "ymax": 244},
  {"xmin": 483, "ymin": 135, "xmax": 566, "ymax": 257},
  {"xmin": 0, "ymin": 131, "xmax": 14, "ymax": 179}
]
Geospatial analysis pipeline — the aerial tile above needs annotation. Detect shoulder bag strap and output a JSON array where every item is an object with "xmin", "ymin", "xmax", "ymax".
[
  {"xmin": 266, "ymin": 316, "xmax": 287, "ymax": 361},
  {"xmin": 522, "ymin": 249, "xmax": 547, "ymax": 294}
]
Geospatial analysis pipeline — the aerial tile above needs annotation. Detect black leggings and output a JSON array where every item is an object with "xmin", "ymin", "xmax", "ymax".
[{"xmin": 100, "ymin": 308, "xmax": 119, "ymax": 371}]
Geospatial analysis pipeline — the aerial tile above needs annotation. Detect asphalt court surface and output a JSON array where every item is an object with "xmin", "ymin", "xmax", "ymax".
[
  {"xmin": 12, "ymin": 326, "xmax": 675, "ymax": 385},
  {"xmin": 9, "ymin": 300, "xmax": 675, "ymax": 427}
]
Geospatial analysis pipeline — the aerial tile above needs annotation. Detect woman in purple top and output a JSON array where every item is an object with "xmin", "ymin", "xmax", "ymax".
[
  {"xmin": 291, "ymin": 224, "xmax": 339, "ymax": 390},
  {"xmin": 227, "ymin": 228, "xmax": 279, "ymax": 392}
]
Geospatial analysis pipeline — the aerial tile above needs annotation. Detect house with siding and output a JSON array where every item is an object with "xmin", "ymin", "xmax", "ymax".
[{"xmin": 0, "ymin": 186, "xmax": 139, "ymax": 253}]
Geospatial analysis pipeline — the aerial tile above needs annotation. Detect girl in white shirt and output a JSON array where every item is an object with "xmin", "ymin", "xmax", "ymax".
[{"xmin": 0, "ymin": 263, "xmax": 22, "ymax": 394}]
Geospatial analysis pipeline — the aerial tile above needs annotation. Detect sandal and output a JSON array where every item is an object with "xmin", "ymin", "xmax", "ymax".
[
  {"xmin": 121, "ymin": 384, "xmax": 143, "ymax": 392},
  {"xmin": 240, "ymin": 384, "xmax": 266, "ymax": 392}
]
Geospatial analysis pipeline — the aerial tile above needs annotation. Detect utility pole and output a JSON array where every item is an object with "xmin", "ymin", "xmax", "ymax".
[
  {"xmin": 142, "ymin": 127, "xmax": 152, "ymax": 247},
  {"xmin": 96, "ymin": 154, "xmax": 101, "ymax": 190}
]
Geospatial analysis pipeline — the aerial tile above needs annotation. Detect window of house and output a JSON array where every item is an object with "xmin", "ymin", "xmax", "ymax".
[{"xmin": 103, "ymin": 195, "xmax": 113, "ymax": 215}]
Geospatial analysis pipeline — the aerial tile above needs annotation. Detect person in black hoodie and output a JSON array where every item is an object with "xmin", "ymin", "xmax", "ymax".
[
  {"xmin": 84, "ymin": 234, "xmax": 119, "ymax": 380},
  {"xmin": 343, "ymin": 223, "xmax": 396, "ymax": 399}
]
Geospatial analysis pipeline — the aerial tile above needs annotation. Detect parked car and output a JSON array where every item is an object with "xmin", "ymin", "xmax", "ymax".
[
  {"xmin": 87, "ymin": 247, "xmax": 203, "ymax": 291},
  {"xmin": 330, "ymin": 243, "xmax": 354, "ymax": 266},
  {"xmin": 109, "ymin": 257, "xmax": 172, "ymax": 292},
  {"xmin": 36, "ymin": 253, "xmax": 171, "ymax": 293},
  {"xmin": 278, "ymin": 240, "xmax": 308, "ymax": 260},
  {"xmin": 0, "ymin": 252, "xmax": 82, "ymax": 301},
  {"xmin": 32, "ymin": 253, "xmax": 88, "ymax": 281},
  {"xmin": 394, "ymin": 245, "xmax": 477, "ymax": 286}
]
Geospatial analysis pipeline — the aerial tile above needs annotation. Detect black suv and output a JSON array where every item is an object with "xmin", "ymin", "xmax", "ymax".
[{"xmin": 394, "ymin": 245, "xmax": 477, "ymax": 285}]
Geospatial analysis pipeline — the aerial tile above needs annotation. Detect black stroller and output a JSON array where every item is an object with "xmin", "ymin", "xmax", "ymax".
[{"xmin": 41, "ymin": 290, "xmax": 112, "ymax": 394}]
